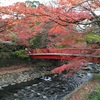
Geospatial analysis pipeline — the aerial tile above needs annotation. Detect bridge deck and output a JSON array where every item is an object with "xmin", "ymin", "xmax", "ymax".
[{"xmin": 27, "ymin": 48, "xmax": 100, "ymax": 63}]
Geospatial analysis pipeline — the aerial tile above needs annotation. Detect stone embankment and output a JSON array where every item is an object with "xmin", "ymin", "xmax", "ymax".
[{"xmin": 0, "ymin": 66, "xmax": 51, "ymax": 90}]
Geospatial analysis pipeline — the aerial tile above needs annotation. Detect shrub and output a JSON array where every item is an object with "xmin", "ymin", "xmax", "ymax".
[
  {"xmin": 87, "ymin": 84, "xmax": 100, "ymax": 100},
  {"xmin": 15, "ymin": 50, "xmax": 28, "ymax": 58},
  {"xmin": 29, "ymin": 33, "xmax": 43, "ymax": 48},
  {"xmin": 85, "ymin": 33, "xmax": 100, "ymax": 44}
]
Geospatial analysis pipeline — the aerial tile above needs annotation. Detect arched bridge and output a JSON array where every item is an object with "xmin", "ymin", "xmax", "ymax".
[{"xmin": 26, "ymin": 48, "xmax": 100, "ymax": 63}]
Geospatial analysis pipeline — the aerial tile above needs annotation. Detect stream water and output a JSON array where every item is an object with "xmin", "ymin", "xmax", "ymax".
[{"xmin": 0, "ymin": 71, "xmax": 93, "ymax": 100}]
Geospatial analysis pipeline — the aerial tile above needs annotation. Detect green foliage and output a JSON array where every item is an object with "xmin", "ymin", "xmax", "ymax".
[
  {"xmin": 0, "ymin": 43, "xmax": 17, "ymax": 60},
  {"xmin": 85, "ymin": 33, "xmax": 100, "ymax": 44},
  {"xmin": 8, "ymin": 32, "xmax": 18, "ymax": 42},
  {"xmin": 15, "ymin": 50, "xmax": 28, "ymax": 58},
  {"xmin": 26, "ymin": 0, "xmax": 40, "ymax": 8},
  {"xmin": 0, "ymin": 52, "xmax": 11, "ymax": 59},
  {"xmin": 0, "ymin": 43, "xmax": 17, "ymax": 52},
  {"xmin": 93, "ymin": 74, "xmax": 100, "ymax": 79},
  {"xmin": 87, "ymin": 84, "xmax": 100, "ymax": 100},
  {"xmin": 29, "ymin": 33, "xmax": 42, "ymax": 48},
  {"xmin": 54, "ymin": 44, "xmax": 67, "ymax": 48},
  {"xmin": 0, "ymin": 43, "xmax": 28, "ymax": 67}
]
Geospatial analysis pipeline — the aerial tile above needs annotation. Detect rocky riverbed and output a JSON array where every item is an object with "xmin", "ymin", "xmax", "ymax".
[
  {"xmin": 0, "ymin": 71, "xmax": 93, "ymax": 100},
  {"xmin": 0, "ymin": 65, "xmax": 54, "ymax": 90},
  {"xmin": 0, "ymin": 62, "xmax": 100, "ymax": 100}
]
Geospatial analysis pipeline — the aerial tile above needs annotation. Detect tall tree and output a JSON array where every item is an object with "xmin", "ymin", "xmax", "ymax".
[{"xmin": 0, "ymin": 0, "xmax": 99, "ymax": 75}]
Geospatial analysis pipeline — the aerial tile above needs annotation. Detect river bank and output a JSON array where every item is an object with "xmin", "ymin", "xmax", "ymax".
[
  {"xmin": 70, "ymin": 78, "xmax": 100, "ymax": 100},
  {"xmin": 0, "ymin": 64, "xmax": 52, "ymax": 90},
  {"xmin": 0, "ymin": 70, "xmax": 93, "ymax": 100}
]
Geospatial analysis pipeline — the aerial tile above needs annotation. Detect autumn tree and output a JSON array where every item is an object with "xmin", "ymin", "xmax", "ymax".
[
  {"xmin": 0, "ymin": 1, "xmax": 43, "ymax": 46},
  {"xmin": 0, "ymin": 0, "xmax": 99, "ymax": 75},
  {"xmin": 30, "ymin": 0, "xmax": 100, "ymax": 48},
  {"xmin": 31, "ymin": 0, "xmax": 100, "ymax": 74},
  {"xmin": 0, "ymin": 0, "xmax": 99, "ymax": 45}
]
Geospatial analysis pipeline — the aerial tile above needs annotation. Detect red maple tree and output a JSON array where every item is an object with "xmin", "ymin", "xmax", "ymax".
[{"xmin": 0, "ymin": 0, "xmax": 99, "ymax": 75}]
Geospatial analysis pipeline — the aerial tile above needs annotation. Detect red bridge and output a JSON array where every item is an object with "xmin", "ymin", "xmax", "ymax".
[{"xmin": 26, "ymin": 48, "xmax": 100, "ymax": 63}]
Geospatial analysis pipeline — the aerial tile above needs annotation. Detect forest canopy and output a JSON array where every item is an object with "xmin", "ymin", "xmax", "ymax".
[{"xmin": 0, "ymin": 0, "xmax": 100, "ymax": 74}]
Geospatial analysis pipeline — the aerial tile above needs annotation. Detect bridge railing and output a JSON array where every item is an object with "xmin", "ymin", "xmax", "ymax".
[
  {"xmin": 26, "ymin": 48, "xmax": 99, "ymax": 55},
  {"xmin": 26, "ymin": 48, "xmax": 100, "ymax": 62}
]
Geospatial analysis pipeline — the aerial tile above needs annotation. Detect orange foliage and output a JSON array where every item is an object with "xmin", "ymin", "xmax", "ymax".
[
  {"xmin": 0, "ymin": 1, "xmax": 99, "ymax": 47},
  {"xmin": 0, "ymin": 0, "xmax": 99, "ymax": 75}
]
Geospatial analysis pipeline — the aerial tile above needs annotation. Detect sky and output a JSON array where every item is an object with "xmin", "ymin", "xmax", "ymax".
[{"xmin": 0, "ymin": 0, "xmax": 56, "ymax": 6}]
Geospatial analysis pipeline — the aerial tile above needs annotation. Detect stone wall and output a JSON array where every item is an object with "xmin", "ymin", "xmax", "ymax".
[{"xmin": 0, "ymin": 68, "xmax": 51, "ymax": 90}]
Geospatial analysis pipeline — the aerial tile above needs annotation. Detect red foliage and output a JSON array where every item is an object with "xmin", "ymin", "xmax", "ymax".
[
  {"xmin": 0, "ymin": 1, "xmax": 98, "ymax": 47},
  {"xmin": 51, "ymin": 59, "xmax": 87, "ymax": 76},
  {"xmin": 0, "ymin": 1, "xmax": 99, "ymax": 75}
]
